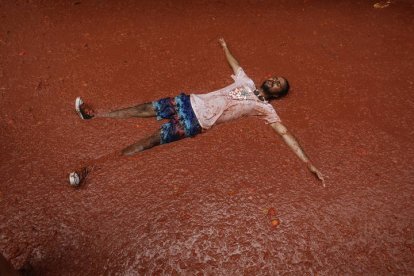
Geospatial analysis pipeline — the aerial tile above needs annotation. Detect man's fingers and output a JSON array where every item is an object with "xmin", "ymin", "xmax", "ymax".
[
  {"xmin": 317, "ymin": 172, "xmax": 324, "ymax": 181},
  {"xmin": 311, "ymin": 169, "xmax": 326, "ymax": 187},
  {"xmin": 219, "ymin": 38, "xmax": 226, "ymax": 47},
  {"xmin": 307, "ymin": 165, "xmax": 325, "ymax": 187},
  {"xmin": 317, "ymin": 172, "xmax": 326, "ymax": 187}
]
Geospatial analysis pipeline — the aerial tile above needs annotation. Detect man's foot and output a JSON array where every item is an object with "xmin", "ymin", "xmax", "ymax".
[
  {"xmin": 68, "ymin": 167, "xmax": 89, "ymax": 187},
  {"xmin": 75, "ymin": 97, "xmax": 95, "ymax": 120}
]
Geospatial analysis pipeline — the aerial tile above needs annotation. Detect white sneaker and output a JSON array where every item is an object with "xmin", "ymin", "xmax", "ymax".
[
  {"xmin": 68, "ymin": 167, "xmax": 89, "ymax": 187},
  {"xmin": 75, "ymin": 97, "xmax": 94, "ymax": 120}
]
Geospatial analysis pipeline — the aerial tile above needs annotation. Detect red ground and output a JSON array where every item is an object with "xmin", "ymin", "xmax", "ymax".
[{"xmin": 1, "ymin": 0, "xmax": 413, "ymax": 274}]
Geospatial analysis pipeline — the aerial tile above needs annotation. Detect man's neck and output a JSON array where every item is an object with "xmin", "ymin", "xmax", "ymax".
[{"xmin": 254, "ymin": 89, "xmax": 268, "ymax": 101}]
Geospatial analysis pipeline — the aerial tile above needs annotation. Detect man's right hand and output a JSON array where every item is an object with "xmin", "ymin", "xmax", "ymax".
[
  {"xmin": 218, "ymin": 38, "xmax": 240, "ymax": 74},
  {"xmin": 219, "ymin": 38, "xmax": 227, "ymax": 48}
]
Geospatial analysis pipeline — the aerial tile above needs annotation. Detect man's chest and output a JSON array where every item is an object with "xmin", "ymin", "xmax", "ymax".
[{"xmin": 227, "ymin": 85, "xmax": 256, "ymax": 101}]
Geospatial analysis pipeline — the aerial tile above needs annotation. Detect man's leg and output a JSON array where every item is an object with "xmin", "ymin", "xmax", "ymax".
[
  {"xmin": 69, "ymin": 131, "xmax": 161, "ymax": 186},
  {"xmin": 121, "ymin": 131, "xmax": 161, "ymax": 156},
  {"xmin": 75, "ymin": 97, "xmax": 157, "ymax": 120},
  {"xmin": 96, "ymin": 102, "xmax": 156, "ymax": 119}
]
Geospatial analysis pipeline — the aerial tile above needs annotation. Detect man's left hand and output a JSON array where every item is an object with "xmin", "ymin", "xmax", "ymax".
[{"xmin": 307, "ymin": 163, "xmax": 326, "ymax": 187}]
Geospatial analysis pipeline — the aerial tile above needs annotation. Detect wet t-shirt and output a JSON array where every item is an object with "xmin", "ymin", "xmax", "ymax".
[{"xmin": 189, "ymin": 67, "xmax": 281, "ymax": 130}]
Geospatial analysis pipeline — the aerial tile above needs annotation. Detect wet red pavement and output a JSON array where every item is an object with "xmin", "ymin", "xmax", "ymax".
[{"xmin": 1, "ymin": 0, "xmax": 413, "ymax": 274}]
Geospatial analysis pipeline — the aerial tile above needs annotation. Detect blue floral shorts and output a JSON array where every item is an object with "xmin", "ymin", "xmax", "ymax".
[{"xmin": 152, "ymin": 93, "xmax": 202, "ymax": 144}]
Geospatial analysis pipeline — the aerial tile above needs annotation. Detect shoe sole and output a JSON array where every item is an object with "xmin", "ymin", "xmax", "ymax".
[{"xmin": 75, "ymin": 97, "xmax": 85, "ymax": 120}]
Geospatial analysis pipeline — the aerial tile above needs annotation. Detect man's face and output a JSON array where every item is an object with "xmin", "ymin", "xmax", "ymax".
[{"xmin": 262, "ymin": 77, "xmax": 287, "ymax": 94}]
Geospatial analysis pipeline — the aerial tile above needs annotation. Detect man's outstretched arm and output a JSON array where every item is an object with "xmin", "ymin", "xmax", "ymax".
[
  {"xmin": 271, "ymin": 122, "xmax": 326, "ymax": 186},
  {"xmin": 219, "ymin": 38, "xmax": 240, "ymax": 74}
]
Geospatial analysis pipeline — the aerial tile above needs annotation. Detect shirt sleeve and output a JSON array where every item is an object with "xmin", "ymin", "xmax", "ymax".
[
  {"xmin": 231, "ymin": 67, "xmax": 256, "ymax": 91},
  {"xmin": 231, "ymin": 67, "xmax": 247, "ymax": 82},
  {"xmin": 258, "ymin": 103, "xmax": 281, "ymax": 124}
]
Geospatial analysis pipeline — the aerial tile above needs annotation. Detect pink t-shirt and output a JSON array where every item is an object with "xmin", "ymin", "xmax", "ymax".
[{"xmin": 189, "ymin": 67, "xmax": 281, "ymax": 130}]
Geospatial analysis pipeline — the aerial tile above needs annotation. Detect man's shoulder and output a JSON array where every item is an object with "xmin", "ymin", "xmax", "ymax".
[
  {"xmin": 233, "ymin": 67, "xmax": 249, "ymax": 80},
  {"xmin": 239, "ymin": 68, "xmax": 256, "ymax": 87},
  {"xmin": 232, "ymin": 67, "xmax": 255, "ymax": 88}
]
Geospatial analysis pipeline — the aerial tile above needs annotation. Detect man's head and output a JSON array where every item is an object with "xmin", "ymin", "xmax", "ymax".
[{"xmin": 260, "ymin": 76, "xmax": 290, "ymax": 99}]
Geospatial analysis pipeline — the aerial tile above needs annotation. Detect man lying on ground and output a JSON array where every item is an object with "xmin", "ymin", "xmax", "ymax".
[{"xmin": 69, "ymin": 38, "xmax": 325, "ymax": 187}]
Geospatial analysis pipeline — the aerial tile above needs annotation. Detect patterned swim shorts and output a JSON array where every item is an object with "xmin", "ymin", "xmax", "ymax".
[{"xmin": 152, "ymin": 93, "xmax": 202, "ymax": 144}]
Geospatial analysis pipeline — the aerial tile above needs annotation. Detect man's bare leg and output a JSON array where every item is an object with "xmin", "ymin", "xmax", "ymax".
[
  {"xmin": 121, "ymin": 131, "xmax": 161, "ymax": 156},
  {"xmin": 96, "ymin": 102, "xmax": 156, "ymax": 119},
  {"xmin": 69, "ymin": 131, "xmax": 161, "ymax": 186}
]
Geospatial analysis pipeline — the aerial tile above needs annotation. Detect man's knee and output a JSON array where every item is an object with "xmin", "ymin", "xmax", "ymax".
[
  {"xmin": 135, "ymin": 102, "xmax": 156, "ymax": 115},
  {"xmin": 121, "ymin": 132, "xmax": 160, "ymax": 156}
]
